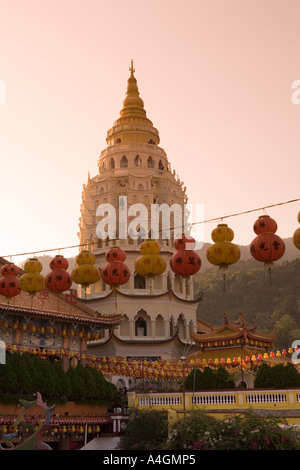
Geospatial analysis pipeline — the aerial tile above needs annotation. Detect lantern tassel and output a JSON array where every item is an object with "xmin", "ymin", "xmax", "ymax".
[
  {"xmin": 268, "ymin": 266, "xmax": 272, "ymax": 287},
  {"xmin": 223, "ymin": 273, "xmax": 226, "ymax": 292}
]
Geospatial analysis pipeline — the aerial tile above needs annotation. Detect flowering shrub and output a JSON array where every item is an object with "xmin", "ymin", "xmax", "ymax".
[
  {"xmin": 167, "ymin": 410, "xmax": 300, "ymax": 450},
  {"xmin": 120, "ymin": 408, "xmax": 300, "ymax": 450}
]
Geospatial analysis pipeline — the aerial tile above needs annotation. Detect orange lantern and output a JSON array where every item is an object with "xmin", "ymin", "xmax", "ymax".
[
  {"xmin": 0, "ymin": 263, "xmax": 21, "ymax": 301},
  {"xmin": 170, "ymin": 234, "xmax": 201, "ymax": 279},
  {"xmin": 20, "ymin": 257, "xmax": 45, "ymax": 296},
  {"xmin": 250, "ymin": 215, "xmax": 285, "ymax": 286},
  {"xmin": 45, "ymin": 255, "xmax": 72, "ymax": 294},
  {"xmin": 102, "ymin": 247, "xmax": 130, "ymax": 288}
]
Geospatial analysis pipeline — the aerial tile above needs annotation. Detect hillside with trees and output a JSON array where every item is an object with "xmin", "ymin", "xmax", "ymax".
[{"xmin": 194, "ymin": 255, "xmax": 300, "ymax": 352}]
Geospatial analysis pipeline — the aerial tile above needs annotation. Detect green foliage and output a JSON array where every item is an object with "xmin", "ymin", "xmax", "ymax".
[
  {"xmin": 190, "ymin": 411, "xmax": 300, "ymax": 450},
  {"xmin": 0, "ymin": 353, "xmax": 118, "ymax": 405},
  {"xmin": 166, "ymin": 410, "xmax": 219, "ymax": 450},
  {"xmin": 184, "ymin": 366, "xmax": 235, "ymax": 391},
  {"xmin": 0, "ymin": 356, "xmax": 18, "ymax": 394},
  {"xmin": 119, "ymin": 409, "xmax": 168, "ymax": 450},
  {"xmin": 194, "ymin": 258, "xmax": 300, "ymax": 351},
  {"xmin": 120, "ymin": 408, "xmax": 300, "ymax": 450},
  {"xmin": 254, "ymin": 362, "xmax": 300, "ymax": 388}
]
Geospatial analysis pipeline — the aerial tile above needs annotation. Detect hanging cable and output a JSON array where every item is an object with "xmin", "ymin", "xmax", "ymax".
[{"xmin": 1, "ymin": 197, "xmax": 300, "ymax": 259}]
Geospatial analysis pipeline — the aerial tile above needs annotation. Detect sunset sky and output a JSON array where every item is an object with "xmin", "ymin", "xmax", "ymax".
[{"xmin": 0, "ymin": 0, "xmax": 300, "ymax": 265}]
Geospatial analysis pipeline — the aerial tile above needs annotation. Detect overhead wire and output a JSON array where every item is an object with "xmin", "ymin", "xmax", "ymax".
[{"xmin": 1, "ymin": 197, "xmax": 300, "ymax": 259}]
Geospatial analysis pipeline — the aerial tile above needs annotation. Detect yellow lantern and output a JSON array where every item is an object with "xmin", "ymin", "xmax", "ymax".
[
  {"xmin": 206, "ymin": 224, "xmax": 240, "ymax": 291},
  {"xmin": 293, "ymin": 212, "xmax": 300, "ymax": 250},
  {"xmin": 20, "ymin": 257, "xmax": 45, "ymax": 296},
  {"xmin": 211, "ymin": 224, "xmax": 235, "ymax": 243},
  {"xmin": 71, "ymin": 250, "xmax": 100, "ymax": 289},
  {"xmin": 135, "ymin": 240, "xmax": 166, "ymax": 278}
]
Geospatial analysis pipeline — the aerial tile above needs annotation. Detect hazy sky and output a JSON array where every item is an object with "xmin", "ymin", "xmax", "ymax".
[{"xmin": 0, "ymin": 0, "xmax": 300, "ymax": 265}]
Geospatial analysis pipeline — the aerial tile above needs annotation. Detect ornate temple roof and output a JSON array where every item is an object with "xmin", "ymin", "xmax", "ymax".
[
  {"xmin": 191, "ymin": 311, "xmax": 277, "ymax": 350},
  {"xmin": 0, "ymin": 256, "xmax": 124, "ymax": 326},
  {"xmin": 0, "ymin": 289, "xmax": 124, "ymax": 326}
]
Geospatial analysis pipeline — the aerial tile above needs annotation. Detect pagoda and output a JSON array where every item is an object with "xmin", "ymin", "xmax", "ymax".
[{"xmin": 78, "ymin": 61, "xmax": 202, "ymax": 363}]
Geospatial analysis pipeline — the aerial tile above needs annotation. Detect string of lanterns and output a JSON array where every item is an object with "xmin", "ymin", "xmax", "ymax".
[
  {"xmin": 0, "ymin": 209, "xmax": 299, "ymax": 303},
  {"xmin": 2, "ymin": 341, "xmax": 298, "ymax": 377},
  {"xmin": 0, "ymin": 420, "xmax": 102, "ymax": 439}
]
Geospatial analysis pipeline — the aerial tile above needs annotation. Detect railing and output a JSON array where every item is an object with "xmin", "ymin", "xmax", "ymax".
[
  {"xmin": 192, "ymin": 394, "xmax": 236, "ymax": 405},
  {"xmin": 137, "ymin": 396, "xmax": 182, "ymax": 407},
  {"xmin": 128, "ymin": 388, "xmax": 300, "ymax": 413},
  {"xmin": 246, "ymin": 393, "xmax": 287, "ymax": 404}
]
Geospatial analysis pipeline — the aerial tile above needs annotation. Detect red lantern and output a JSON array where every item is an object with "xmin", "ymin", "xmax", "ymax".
[
  {"xmin": 45, "ymin": 255, "xmax": 72, "ymax": 294},
  {"xmin": 170, "ymin": 235, "xmax": 201, "ymax": 279},
  {"xmin": 105, "ymin": 247, "xmax": 126, "ymax": 262},
  {"xmin": 49, "ymin": 254, "xmax": 69, "ymax": 270},
  {"xmin": 0, "ymin": 263, "xmax": 21, "ymax": 301},
  {"xmin": 250, "ymin": 215, "xmax": 285, "ymax": 286},
  {"xmin": 174, "ymin": 234, "xmax": 196, "ymax": 250},
  {"xmin": 102, "ymin": 247, "xmax": 130, "ymax": 288},
  {"xmin": 253, "ymin": 215, "xmax": 278, "ymax": 235}
]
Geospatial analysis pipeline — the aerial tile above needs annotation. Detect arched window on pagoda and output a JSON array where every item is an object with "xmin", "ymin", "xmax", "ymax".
[
  {"xmin": 177, "ymin": 314, "xmax": 186, "ymax": 340},
  {"xmin": 109, "ymin": 158, "xmax": 115, "ymax": 169},
  {"xmin": 147, "ymin": 156, "xmax": 154, "ymax": 168},
  {"xmin": 134, "ymin": 155, "xmax": 142, "ymax": 166},
  {"xmin": 120, "ymin": 155, "xmax": 128, "ymax": 168},
  {"xmin": 134, "ymin": 273, "xmax": 146, "ymax": 289},
  {"xmin": 158, "ymin": 160, "xmax": 164, "ymax": 170},
  {"xmin": 135, "ymin": 316, "xmax": 147, "ymax": 337}
]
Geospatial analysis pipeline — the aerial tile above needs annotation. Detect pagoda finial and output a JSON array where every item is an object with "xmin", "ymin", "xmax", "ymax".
[
  {"xmin": 130, "ymin": 59, "xmax": 135, "ymax": 75},
  {"xmin": 120, "ymin": 60, "xmax": 146, "ymax": 118}
]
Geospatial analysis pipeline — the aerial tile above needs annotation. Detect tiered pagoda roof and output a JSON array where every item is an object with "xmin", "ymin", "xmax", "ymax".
[{"xmin": 190, "ymin": 311, "xmax": 277, "ymax": 360}]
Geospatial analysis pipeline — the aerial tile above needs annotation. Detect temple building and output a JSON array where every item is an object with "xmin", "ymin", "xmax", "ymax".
[
  {"xmin": 190, "ymin": 311, "xmax": 277, "ymax": 362},
  {"xmin": 78, "ymin": 61, "xmax": 202, "ymax": 361},
  {"xmin": 0, "ymin": 257, "xmax": 124, "ymax": 370}
]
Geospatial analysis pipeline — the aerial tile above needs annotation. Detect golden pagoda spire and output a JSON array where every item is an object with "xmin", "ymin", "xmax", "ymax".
[
  {"xmin": 130, "ymin": 59, "xmax": 135, "ymax": 75},
  {"xmin": 120, "ymin": 59, "xmax": 146, "ymax": 118}
]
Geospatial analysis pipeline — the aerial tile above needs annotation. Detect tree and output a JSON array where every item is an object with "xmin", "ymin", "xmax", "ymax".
[
  {"xmin": 52, "ymin": 360, "xmax": 71, "ymax": 399},
  {"xmin": 0, "ymin": 356, "xmax": 18, "ymax": 394},
  {"xmin": 184, "ymin": 368, "xmax": 203, "ymax": 391},
  {"xmin": 119, "ymin": 409, "xmax": 168, "ymax": 450},
  {"xmin": 254, "ymin": 362, "xmax": 300, "ymax": 388},
  {"xmin": 9, "ymin": 353, "xmax": 34, "ymax": 394},
  {"xmin": 66, "ymin": 365, "xmax": 86, "ymax": 401},
  {"xmin": 214, "ymin": 366, "xmax": 235, "ymax": 389},
  {"xmin": 254, "ymin": 362, "xmax": 273, "ymax": 388}
]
